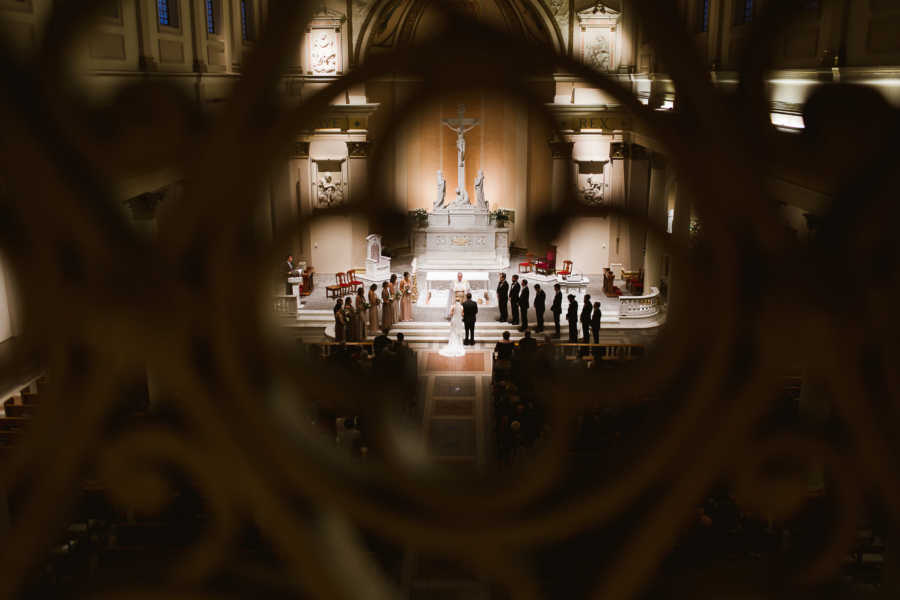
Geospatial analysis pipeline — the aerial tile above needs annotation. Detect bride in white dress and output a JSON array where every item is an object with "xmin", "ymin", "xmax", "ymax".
[{"xmin": 439, "ymin": 299, "xmax": 466, "ymax": 357}]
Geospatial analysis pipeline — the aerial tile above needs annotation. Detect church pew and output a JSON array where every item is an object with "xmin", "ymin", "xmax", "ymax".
[
  {"xmin": 4, "ymin": 403, "xmax": 37, "ymax": 418},
  {"xmin": 0, "ymin": 416, "xmax": 29, "ymax": 430}
]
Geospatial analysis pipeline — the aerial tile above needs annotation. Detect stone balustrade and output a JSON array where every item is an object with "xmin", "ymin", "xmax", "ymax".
[
  {"xmin": 273, "ymin": 295, "xmax": 298, "ymax": 316},
  {"xmin": 619, "ymin": 286, "xmax": 660, "ymax": 318}
]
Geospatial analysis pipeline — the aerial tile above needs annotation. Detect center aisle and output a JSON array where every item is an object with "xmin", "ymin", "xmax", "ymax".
[
  {"xmin": 400, "ymin": 345, "xmax": 494, "ymax": 598},
  {"xmin": 417, "ymin": 346, "xmax": 493, "ymax": 472}
]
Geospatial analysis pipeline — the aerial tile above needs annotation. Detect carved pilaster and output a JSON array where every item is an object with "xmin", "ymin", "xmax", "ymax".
[
  {"xmin": 549, "ymin": 141, "xmax": 574, "ymax": 159},
  {"xmin": 293, "ymin": 142, "xmax": 310, "ymax": 158},
  {"xmin": 125, "ymin": 191, "xmax": 165, "ymax": 221},
  {"xmin": 347, "ymin": 141, "xmax": 369, "ymax": 158},
  {"xmin": 631, "ymin": 144, "xmax": 649, "ymax": 160},
  {"xmin": 139, "ymin": 56, "xmax": 158, "ymax": 72},
  {"xmin": 610, "ymin": 142, "xmax": 629, "ymax": 159}
]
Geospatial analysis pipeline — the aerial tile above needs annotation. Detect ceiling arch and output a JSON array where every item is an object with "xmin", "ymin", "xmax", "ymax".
[{"xmin": 355, "ymin": 0, "xmax": 566, "ymax": 63}]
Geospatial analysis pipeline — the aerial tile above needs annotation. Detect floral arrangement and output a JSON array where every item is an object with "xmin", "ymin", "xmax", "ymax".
[
  {"xmin": 491, "ymin": 209, "xmax": 512, "ymax": 226},
  {"xmin": 411, "ymin": 208, "xmax": 429, "ymax": 227}
]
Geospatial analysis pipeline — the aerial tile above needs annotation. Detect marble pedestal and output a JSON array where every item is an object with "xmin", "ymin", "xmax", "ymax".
[{"xmin": 413, "ymin": 225, "xmax": 510, "ymax": 271}]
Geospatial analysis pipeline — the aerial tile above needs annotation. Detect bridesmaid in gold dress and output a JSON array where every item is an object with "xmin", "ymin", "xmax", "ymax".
[
  {"xmin": 342, "ymin": 297, "xmax": 356, "ymax": 342},
  {"xmin": 381, "ymin": 281, "xmax": 393, "ymax": 331},
  {"xmin": 389, "ymin": 274, "xmax": 400, "ymax": 324},
  {"xmin": 333, "ymin": 298, "xmax": 345, "ymax": 342},
  {"xmin": 353, "ymin": 287, "xmax": 367, "ymax": 340},
  {"xmin": 367, "ymin": 284, "xmax": 380, "ymax": 333},
  {"xmin": 398, "ymin": 271, "xmax": 414, "ymax": 321}
]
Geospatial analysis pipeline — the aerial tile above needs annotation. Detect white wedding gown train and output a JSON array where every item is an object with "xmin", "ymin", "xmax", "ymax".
[{"xmin": 439, "ymin": 302, "xmax": 466, "ymax": 357}]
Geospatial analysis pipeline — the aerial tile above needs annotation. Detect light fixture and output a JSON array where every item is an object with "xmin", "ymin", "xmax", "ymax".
[{"xmin": 770, "ymin": 112, "xmax": 805, "ymax": 131}]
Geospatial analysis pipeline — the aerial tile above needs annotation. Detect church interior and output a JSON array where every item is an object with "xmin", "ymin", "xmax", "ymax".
[{"xmin": 1, "ymin": 0, "xmax": 900, "ymax": 598}]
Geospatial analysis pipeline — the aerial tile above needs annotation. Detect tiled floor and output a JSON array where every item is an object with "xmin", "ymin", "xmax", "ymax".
[{"xmin": 419, "ymin": 348, "xmax": 491, "ymax": 470}]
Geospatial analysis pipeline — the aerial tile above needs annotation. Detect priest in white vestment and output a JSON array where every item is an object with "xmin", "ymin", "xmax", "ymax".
[{"xmin": 452, "ymin": 272, "xmax": 471, "ymax": 305}]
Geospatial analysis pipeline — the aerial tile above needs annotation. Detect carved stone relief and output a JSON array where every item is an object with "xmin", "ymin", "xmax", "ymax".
[
  {"xmin": 311, "ymin": 159, "xmax": 347, "ymax": 209},
  {"xmin": 586, "ymin": 32, "xmax": 611, "ymax": 72},
  {"xmin": 310, "ymin": 29, "xmax": 338, "ymax": 75},
  {"xmin": 578, "ymin": 160, "xmax": 609, "ymax": 207}
]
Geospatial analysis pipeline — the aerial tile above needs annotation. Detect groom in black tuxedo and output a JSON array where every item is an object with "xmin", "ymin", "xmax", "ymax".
[{"xmin": 462, "ymin": 293, "xmax": 478, "ymax": 345}]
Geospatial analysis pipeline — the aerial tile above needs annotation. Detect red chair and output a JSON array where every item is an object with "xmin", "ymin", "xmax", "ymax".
[
  {"xmin": 347, "ymin": 269, "xmax": 362, "ymax": 290},
  {"xmin": 557, "ymin": 260, "xmax": 573, "ymax": 278},
  {"xmin": 536, "ymin": 247, "xmax": 556, "ymax": 275},
  {"xmin": 518, "ymin": 252, "xmax": 534, "ymax": 273},
  {"xmin": 337, "ymin": 272, "xmax": 353, "ymax": 295}
]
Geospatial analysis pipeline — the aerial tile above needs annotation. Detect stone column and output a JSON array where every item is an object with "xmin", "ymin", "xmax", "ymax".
[
  {"xmin": 348, "ymin": 141, "xmax": 370, "ymax": 262},
  {"xmin": 669, "ymin": 179, "xmax": 690, "ymax": 307},
  {"xmin": 124, "ymin": 191, "xmax": 164, "ymax": 413},
  {"xmin": 124, "ymin": 191, "xmax": 165, "ymax": 238},
  {"xmin": 643, "ymin": 152, "xmax": 667, "ymax": 292},
  {"xmin": 618, "ymin": 0, "xmax": 636, "ymax": 72},
  {"xmin": 549, "ymin": 140, "xmax": 574, "ymax": 211},
  {"xmin": 136, "ymin": 0, "xmax": 159, "ymax": 71},
  {"xmin": 608, "ymin": 142, "xmax": 628, "ymax": 271},
  {"xmin": 293, "ymin": 142, "xmax": 311, "ymax": 260},
  {"xmin": 627, "ymin": 144, "xmax": 650, "ymax": 273}
]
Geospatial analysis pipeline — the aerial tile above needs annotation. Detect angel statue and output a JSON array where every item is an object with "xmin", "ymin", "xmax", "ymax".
[{"xmin": 434, "ymin": 170, "xmax": 446, "ymax": 210}]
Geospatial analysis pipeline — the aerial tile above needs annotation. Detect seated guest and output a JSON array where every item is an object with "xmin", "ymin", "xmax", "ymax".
[
  {"xmin": 373, "ymin": 328, "xmax": 391, "ymax": 355},
  {"xmin": 517, "ymin": 329, "xmax": 537, "ymax": 355},
  {"xmin": 336, "ymin": 417, "xmax": 361, "ymax": 454},
  {"xmin": 394, "ymin": 332, "xmax": 414, "ymax": 358},
  {"xmin": 494, "ymin": 331, "xmax": 515, "ymax": 360}
]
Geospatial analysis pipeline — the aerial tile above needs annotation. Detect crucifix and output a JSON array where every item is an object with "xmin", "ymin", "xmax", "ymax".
[{"xmin": 441, "ymin": 104, "xmax": 479, "ymax": 206}]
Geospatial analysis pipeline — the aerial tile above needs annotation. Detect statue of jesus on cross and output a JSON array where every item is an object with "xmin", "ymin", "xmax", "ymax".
[{"xmin": 442, "ymin": 104, "xmax": 479, "ymax": 207}]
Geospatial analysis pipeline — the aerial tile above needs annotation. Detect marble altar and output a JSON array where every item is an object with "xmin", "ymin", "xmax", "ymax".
[{"xmin": 413, "ymin": 222, "xmax": 510, "ymax": 270}]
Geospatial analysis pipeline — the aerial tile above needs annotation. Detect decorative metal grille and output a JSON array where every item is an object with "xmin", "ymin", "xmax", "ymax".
[{"xmin": 0, "ymin": 1, "xmax": 898, "ymax": 599}]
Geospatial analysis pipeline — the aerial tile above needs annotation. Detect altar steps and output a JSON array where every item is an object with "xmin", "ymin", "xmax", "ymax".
[{"xmin": 285, "ymin": 309, "xmax": 628, "ymax": 343}]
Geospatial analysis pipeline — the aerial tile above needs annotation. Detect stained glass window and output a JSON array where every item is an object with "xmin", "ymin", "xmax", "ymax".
[
  {"xmin": 158, "ymin": 0, "xmax": 172, "ymax": 26},
  {"xmin": 206, "ymin": 0, "xmax": 216, "ymax": 34},
  {"xmin": 241, "ymin": 1, "xmax": 250, "ymax": 41}
]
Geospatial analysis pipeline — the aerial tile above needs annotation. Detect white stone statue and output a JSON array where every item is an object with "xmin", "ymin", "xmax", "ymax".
[
  {"xmin": 474, "ymin": 170, "xmax": 487, "ymax": 209},
  {"xmin": 435, "ymin": 170, "xmax": 446, "ymax": 210},
  {"xmin": 451, "ymin": 187, "xmax": 470, "ymax": 208}
]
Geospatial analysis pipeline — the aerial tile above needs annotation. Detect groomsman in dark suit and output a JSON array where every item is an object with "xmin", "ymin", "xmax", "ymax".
[
  {"xmin": 580, "ymin": 294, "xmax": 593, "ymax": 344},
  {"xmin": 509, "ymin": 274, "xmax": 521, "ymax": 326},
  {"xmin": 566, "ymin": 294, "xmax": 578, "ymax": 342},
  {"xmin": 462, "ymin": 293, "xmax": 478, "ymax": 345},
  {"xmin": 591, "ymin": 301, "xmax": 603, "ymax": 344},
  {"xmin": 496, "ymin": 273, "xmax": 509, "ymax": 322},
  {"xmin": 533, "ymin": 284, "xmax": 546, "ymax": 333},
  {"xmin": 550, "ymin": 283, "xmax": 563, "ymax": 337},
  {"xmin": 518, "ymin": 279, "xmax": 530, "ymax": 331}
]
